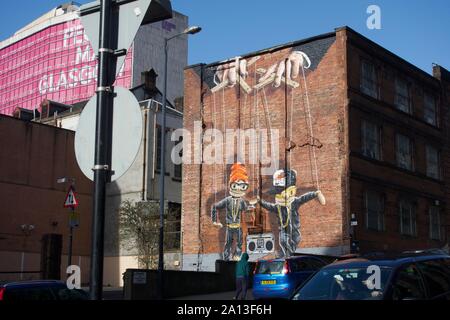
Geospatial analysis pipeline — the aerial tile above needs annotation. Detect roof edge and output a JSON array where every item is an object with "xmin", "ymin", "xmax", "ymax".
[
  {"xmin": 186, "ymin": 30, "xmax": 337, "ymax": 70},
  {"xmin": 337, "ymin": 26, "xmax": 440, "ymax": 83}
]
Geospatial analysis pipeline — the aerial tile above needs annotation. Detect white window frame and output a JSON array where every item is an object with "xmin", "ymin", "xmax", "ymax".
[
  {"xmin": 399, "ymin": 200, "xmax": 417, "ymax": 236},
  {"xmin": 394, "ymin": 77, "xmax": 411, "ymax": 114},
  {"xmin": 429, "ymin": 206, "xmax": 441, "ymax": 240},
  {"xmin": 365, "ymin": 190, "xmax": 385, "ymax": 231},
  {"xmin": 361, "ymin": 120, "xmax": 381, "ymax": 160},
  {"xmin": 424, "ymin": 92, "xmax": 437, "ymax": 126},
  {"xmin": 426, "ymin": 145, "xmax": 440, "ymax": 180},
  {"xmin": 360, "ymin": 60, "xmax": 378, "ymax": 99},
  {"xmin": 396, "ymin": 134, "xmax": 413, "ymax": 171}
]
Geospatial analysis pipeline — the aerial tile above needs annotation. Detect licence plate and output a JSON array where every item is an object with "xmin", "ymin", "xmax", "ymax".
[{"xmin": 261, "ymin": 280, "xmax": 276, "ymax": 285}]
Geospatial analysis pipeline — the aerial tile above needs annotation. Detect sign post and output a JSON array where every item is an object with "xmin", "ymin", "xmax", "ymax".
[
  {"xmin": 64, "ymin": 185, "xmax": 79, "ymax": 268},
  {"xmin": 78, "ymin": 0, "xmax": 172, "ymax": 300}
]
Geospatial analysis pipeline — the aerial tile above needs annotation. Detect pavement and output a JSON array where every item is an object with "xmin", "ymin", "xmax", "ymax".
[
  {"xmin": 82, "ymin": 286, "xmax": 257, "ymax": 300},
  {"xmin": 94, "ymin": 287, "xmax": 255, "ymax": 300},
  {"xmin": 171, "ymin": 290, "xmax": 254, "ymax": 300}
]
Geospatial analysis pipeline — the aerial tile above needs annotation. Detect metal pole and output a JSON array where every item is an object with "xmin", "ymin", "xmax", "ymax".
[
  {"xmin": 68, "ymin": 181, "xmax": 75, "ymax": 269},
  {"xmin": 89, "ymin": 0, "xmax": 113, "ymax": 300},
  {"xmin": 68, "ymin": 224, "xmax": 73, "ymax": 267},
  {"xmin": 157, "ymin": 38, "xmax": 169, "ymax": 300}
]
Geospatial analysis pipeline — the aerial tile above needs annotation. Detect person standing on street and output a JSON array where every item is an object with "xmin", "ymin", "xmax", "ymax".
[{"xmin": 234, "ymin": 252, "xmax": 250, "ymax": 300}]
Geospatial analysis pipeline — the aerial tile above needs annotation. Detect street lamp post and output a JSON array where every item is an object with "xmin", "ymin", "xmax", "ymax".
[{"xmin": 158, "ymin": 25, "xmax": 201, "ymax": 299}]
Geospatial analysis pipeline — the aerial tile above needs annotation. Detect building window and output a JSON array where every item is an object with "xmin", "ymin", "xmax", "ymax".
[
  {"xmin": 361, "ymin": 120, "xmax": 381, "ymax": 160},
  {"xmin": 396, "ymin": 134, "xmax": 413, "ymax": 171},
  {"xmin": 394, "ymin": 77, "xmax": 411, "ymax": 113},
  {"xmin": 174, "ymin": 136, "xmax": 183, "ymax": 179},
  {"xmin": 365, "ymin": 190, "xmax": 385, "ymax": 231},
  {"xmin": 399, "ymin": 199, "xmax": 417, "ymax": 236},
  {"xmin": 426, "ymin": 145, "xmax": 440, "ymax": 180},
  {"xmin": 155, "ymin": 126, "xmax": 162, "ymax": 171},
  {"xmin": 424, "ymin": 93, "xmax": 437, "ymax": 126},
  {"xmin": 429, "ymin": 206, "xmax": 441, "ymax": 240},
  {"xmin": 360, "ymin": 60, "xmax": 378, "ymax": 98},
  {"xmin": 165, "ymin": 202, "xmax": 181, "ymax": 250}
]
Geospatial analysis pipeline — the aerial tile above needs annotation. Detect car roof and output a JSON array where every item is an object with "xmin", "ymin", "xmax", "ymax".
[
  {"xmin": 323, "ymin": 254, "xmax": 450, "ymax": 269},
  {"xmin": 1, "ymin": 280, "xmax": 65, "ymax": 288},
  {"xmin": 258, "ymin": 255, "xmax": 322, "ymax": 263}
]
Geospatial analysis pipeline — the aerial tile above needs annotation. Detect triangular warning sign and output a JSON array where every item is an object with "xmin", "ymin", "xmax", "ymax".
[{"xmin": 64, "ymin": 186, "xmax": 79, "ymax": 208}]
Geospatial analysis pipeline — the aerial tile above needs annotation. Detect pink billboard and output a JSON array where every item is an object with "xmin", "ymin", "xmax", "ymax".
[{"xmin": 0, "ymin": 18, "xmax": 133, "ymax": 116}]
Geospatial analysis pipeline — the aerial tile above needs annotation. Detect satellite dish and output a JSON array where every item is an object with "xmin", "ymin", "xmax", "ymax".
[{"xmin": 75, "ymin": 87, "xmax": 142, "ymax": 182}]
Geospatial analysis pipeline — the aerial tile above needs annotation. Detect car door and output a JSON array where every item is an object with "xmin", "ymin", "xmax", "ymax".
[
  {"xmin": 291, "ymin": 258, "xmax": 318, "ymax": 288},
  {"xmin": 5, "ymin": 286, "xmax": 56, "ymax": 301},
  {"xmin": 389, "ymin": 263, "xmax": 427, "ymax": 300},
  {"xmin": 417, "ymin": 258, "xmax": 450, "ymax": 300}
]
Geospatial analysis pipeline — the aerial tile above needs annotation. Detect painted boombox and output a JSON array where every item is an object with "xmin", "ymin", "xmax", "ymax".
[{"xmin": 246, "ymin": 233, "xmax": 275, "ymax": 254}]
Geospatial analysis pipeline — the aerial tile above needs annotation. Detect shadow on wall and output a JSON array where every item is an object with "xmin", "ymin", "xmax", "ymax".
[{"xmin": 103, "ymin": 180, "xmax": 125, "ymax": 288}]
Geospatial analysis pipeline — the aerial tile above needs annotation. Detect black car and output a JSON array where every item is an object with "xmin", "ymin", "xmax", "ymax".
[
  {"xmin": 0, "ymin": 280, "xmax": 88, "ymax": 301},
  {"xmin": 292, "ymin": 251, "xmax": 450, "ymax": 300}
]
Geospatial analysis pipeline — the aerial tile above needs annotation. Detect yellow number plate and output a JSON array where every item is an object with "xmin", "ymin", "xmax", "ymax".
[{"xmin": 261, "ymin": 280, "xmax": 276, "ymax": 285}]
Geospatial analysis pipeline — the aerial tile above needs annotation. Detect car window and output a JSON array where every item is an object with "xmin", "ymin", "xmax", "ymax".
[
  {"xmin": 290, "ymin": 258, "xmax": 314, "ymax": 272},
  {"xmin": 52, "ymin": 287, "xmax": 88, "ymax": 301},
  {"xmin": 256, "ymin": 261, "xmax": 284, "ymax": 274},
  {"xmin": 417, "ymin": 259, "xmax": 450, "ymax": 299},
  {"xmin": 292, "ymin": 267, "xmax": 392, "ymax": 300},
  {"xmin": 308, "ymin": 258, "xmax": 326, "ymax": 270},
  {"xmin": 5, "ymin": 287, "xmax": 56, "ymax": 301},
  {"xmin": 289, "ymin": 259, "xmax": 301, "ymax": 272},
  {"xmin": 392, "ymin": 264, "xmax": 426, "ymax": 300}
]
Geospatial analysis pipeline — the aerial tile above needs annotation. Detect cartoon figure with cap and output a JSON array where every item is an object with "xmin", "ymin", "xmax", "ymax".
[
  {"xmin": 211, "ymin": 163, "xmax": 257, "ymax": 261},
  {"xmin": 258, "ymin": 169, "xmax": 326, "ymax": 258}
]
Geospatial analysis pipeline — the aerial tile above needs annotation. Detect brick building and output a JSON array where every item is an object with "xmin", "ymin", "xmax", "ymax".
[
  {"xmin": 182, "ymin": 26, "xmax": 449, "ymax": 271},
  {"xmin": 0, "ymin": 2, "xmax": 188, "ymax": 286}
]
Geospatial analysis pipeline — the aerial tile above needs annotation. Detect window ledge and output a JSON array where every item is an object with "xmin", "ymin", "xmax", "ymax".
[
  {"xmin": 350, "ymin": 87, "xmax": 441, "ymax": 130},
  {"xmin": 351, "ymin": 152, "xmax": 444, "ymax": 184}
]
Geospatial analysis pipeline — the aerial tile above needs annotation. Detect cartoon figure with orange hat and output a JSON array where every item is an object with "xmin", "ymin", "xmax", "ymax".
[{"xmin": 211, "ymin": 163, "xmax": 256, "ymax": 261}]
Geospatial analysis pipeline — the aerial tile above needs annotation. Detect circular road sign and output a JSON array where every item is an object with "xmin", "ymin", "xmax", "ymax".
[{"xmin": 75, "ymin": 86, "xmax": 143, "ymax": 182}]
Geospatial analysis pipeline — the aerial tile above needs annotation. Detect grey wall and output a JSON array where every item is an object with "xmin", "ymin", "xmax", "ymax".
[
  {"xmin": 133, "ymin": 11, "xmax": 188, "ymax": 105},
  {"xmin": 104, "ymin": 101, "xmax": 183, "ymax": 258}
]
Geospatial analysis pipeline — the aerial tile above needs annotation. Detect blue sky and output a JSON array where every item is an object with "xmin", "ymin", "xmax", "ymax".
[{"xmin": 1, "ymin": 0, "xmax": 449, "ymax": 74}]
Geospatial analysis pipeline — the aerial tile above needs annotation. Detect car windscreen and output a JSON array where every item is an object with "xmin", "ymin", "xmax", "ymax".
[
  {"xmin": 256, "ymin": 261, "xmax": 285, "ymax": 274},
  {"xmin": 292, "ymin": 266, "xmax": 393, "ymax": 300}
]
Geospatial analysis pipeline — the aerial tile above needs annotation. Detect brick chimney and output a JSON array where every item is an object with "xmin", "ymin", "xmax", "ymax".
[{"xmin": 141, "ymin": 69, "xmax": 158, "ymax": 94}]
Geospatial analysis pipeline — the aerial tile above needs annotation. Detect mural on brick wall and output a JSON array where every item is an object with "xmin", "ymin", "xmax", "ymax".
[
  {"xmin": 259, "ymin": 169, "xmax": 326, "ymax": 258},
  {"xmin": 211, "ymin": 163, "xmax": 257, "ymax": 261},
  {"xmin": 202, "ymin": 37, "xmax": 334, "ymax": 260}
]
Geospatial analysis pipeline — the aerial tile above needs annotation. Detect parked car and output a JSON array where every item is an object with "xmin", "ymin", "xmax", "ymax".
[
  {"xmin": 252, "ymin": 255, "xmax": 328, "ymax": 299},
  {"xmin": 291, "ymin": 252, "xmax": 450, "ymax": 300},
  {"xmin": 0, "ymin": 280, "xmax": 88, "ymax": 301}
]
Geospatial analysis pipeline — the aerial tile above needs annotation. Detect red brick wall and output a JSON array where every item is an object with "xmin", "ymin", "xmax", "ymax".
[
  {"xmin": 346, "ymin": 28, "xmax": 449, "ymax": 252},
  {"xmin": 0, "ymin": 115, "xmax": 93, "ymax": 255},
  {"xmin": 182, "ymin": 31, "xmax": 350, "ymax": 257}
]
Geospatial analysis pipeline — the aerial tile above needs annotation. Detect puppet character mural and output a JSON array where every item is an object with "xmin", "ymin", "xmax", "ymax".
[
  {"xmin": 211, "ymin": 163, "xmax": 256, "ymax": 261},
  {"xmin": 259, "ymin": 169, "xmax": 326, "ymax": 258}
]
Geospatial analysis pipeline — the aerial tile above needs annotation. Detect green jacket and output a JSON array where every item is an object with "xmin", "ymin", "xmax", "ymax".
[{"xmin": 236, "ymin": 253, "xmax": 250, "ymax": 278}]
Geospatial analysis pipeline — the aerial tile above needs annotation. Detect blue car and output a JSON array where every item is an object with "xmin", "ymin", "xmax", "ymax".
[
  {"xmin": 252, "ymin": 255, "xmax": 327, "ymax": 299},
  {"xmin": 292, "ymin": 250, "xmax": 450, "ymax": 300}
]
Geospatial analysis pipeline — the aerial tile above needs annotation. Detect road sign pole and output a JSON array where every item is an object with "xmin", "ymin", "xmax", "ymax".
[
  {"xmin": 68, "ymin": 221, "xmax": 74, "ymax": 268},
  {"xmin": 89, "ymin": 0, "xmax": 114, "ymax": 300}
]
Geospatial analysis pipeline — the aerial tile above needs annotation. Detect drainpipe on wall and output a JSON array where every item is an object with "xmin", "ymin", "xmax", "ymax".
[
  {"xmin": 197, "ymin": 66, "xmax": 205, "ymax": 271},
  {"xmin": 142, "ymin": 107, "xmax": 148, "ymax": 201}
]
